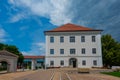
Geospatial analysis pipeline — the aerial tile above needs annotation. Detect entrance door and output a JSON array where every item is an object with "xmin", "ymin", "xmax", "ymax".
[{"xmin": 69, "ymin": 58, "xmax": 77, "ymax": 68}]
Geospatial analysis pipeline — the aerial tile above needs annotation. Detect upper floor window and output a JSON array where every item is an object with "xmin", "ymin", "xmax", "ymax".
[
  {"xmin": 70, "ymin": 49, "xmax": 76, "ymax": 54},
  {"xmin": 50, "ymin": 49, "xmax": 54, "ymax": 54},
  {"xmin": 60, "ymin": 36, "xmax": 64, "ymax": 43},
  {"xmin": 81, "ymin": 36, "xmax": 85, "ymax": 42},
  {"xmin": 82, "ymin": 60, "xmax": 86, "ymax": 66},
  {"xmin": 92, "ymin": 48, "xmax": 96, "ymax": 54},
  {"xmin": 60, "ymin": 49, "xmax": 64, "ymax": 54},
  {"xmin": 81, "ymin": 48, "xmax": 85, "ymax": 54},
  {"xmin": 50, "ymin": 37, "xmax": 54, "ymax": 43},
  {"xmin": 70, "ymin": 36, "xmax": 75, "ymax": 42},
  {"xmin": 60, "ymin": 60, "xmax": 64, "ymax": 66},
  {"xmin": 92, "ymin": 36, "xmax": 96, "ymax": 42},
  {"xmin": 93, "ymin": 60, "xmax": 97, "ymax": 66},
  {"xmin": 50, "ymin": 60, "xmax": 54, "ymax": 66}
]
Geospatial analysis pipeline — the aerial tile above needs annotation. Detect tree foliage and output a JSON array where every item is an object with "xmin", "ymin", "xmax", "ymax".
[
  {"xmin": 0, "ymin": 43, "xmax": 24, "ymax": 64},
  {"xmin": 102, "ymin": 34, "xmax": 120, "ymax": 68}
]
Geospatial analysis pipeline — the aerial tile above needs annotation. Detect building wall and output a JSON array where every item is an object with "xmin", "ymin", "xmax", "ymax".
[
  {"xmin": 45, "ymin": 31, "xmax": 103, "ymax": 68},
  {"xmin": 46, "ymin": 56, "xmax": 102, "ymax": 68},
  {"xmin": 23, "ymin": 58, "xmax": 45, "ymax": 69},
  {"xmin": 0, "ymin": 56, "xmax": 18, "ymax": 72}
]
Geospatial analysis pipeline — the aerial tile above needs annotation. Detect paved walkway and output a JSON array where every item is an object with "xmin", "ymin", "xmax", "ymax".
[
  {"xmin": 14, "ymin": 69, "xmax": 53, "ymax": 80},
  {"xmin": 0, "ymin": 70, "xmax": 36, "ymax": 80},
  {"xmin": 0, "ymin": 68, "xmax": 120, "ymax": 80}
]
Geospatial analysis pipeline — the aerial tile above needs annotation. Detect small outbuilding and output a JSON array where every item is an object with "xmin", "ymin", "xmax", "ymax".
[{"xmin": 0, "ymin": 50, "xmax": 18, "ymax": 72}]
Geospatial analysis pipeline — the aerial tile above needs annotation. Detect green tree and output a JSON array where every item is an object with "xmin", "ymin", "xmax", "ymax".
[
  {"xmin": 0, "ymin": 43, "xmax": 24, "ymax": 65},
  {"xmin": 102, "ymin": 34, "xmax": 120, "ymax": 68},
  {"xmin": 113, "ymin": 43, "xmax": 120, "ymax": 65},
  {"xmin": 0, "ymin": 43, "xmax": 4, "ymax": 50}
]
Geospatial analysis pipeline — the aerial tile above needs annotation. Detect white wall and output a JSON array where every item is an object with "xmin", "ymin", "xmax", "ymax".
[
  {"xmin": 0, "ymin": 56, "xmax": 18, "ymax": 72},
  {"xmin": 45, "ymin": 31, "xmax": 103, "ymax": 68}
]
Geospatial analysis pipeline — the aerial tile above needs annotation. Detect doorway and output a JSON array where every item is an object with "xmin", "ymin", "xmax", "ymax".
[
  {"xmin": 69, "ymin": 58, "xmax": 77, "ymax": 68},
  {"xmin": 0, "ymin": 61, "xmax": 9, "ymax": 73}
]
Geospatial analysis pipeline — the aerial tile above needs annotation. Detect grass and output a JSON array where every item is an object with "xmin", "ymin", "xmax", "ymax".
[{"xmin": 101, "ymin": 72, "xmax": 120, "ymax": 77}]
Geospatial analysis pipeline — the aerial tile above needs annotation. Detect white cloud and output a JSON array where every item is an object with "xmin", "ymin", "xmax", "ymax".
[
  {"xmin": 9, "ymin": 0, "xmax": 71, "ymax": 25},
  {"xmin": 9, "ymin": 13, "xmax": 26, "ymax": 23},
  {"xmin": 0, "ymin": 27, "xmax": 13, "ymax": 42},
  {"xmin": 22, "ymin": 42, "xmax": 45, "ymax": 55},
  {"xmin": 34, "ymin": 42, "xmax": 45, "ymax": 51},
  {"xmin": 9, "ymin": 0, "xmax": 120, "ymax": 41},
  {"xmin": 0, "ymin": 28, "xmax": 7, "ymax": 42}
]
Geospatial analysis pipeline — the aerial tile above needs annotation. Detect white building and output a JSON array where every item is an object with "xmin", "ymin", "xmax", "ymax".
[{"xmin": 44, "ymin": 23, "xmax": 103, "ymax": 68}]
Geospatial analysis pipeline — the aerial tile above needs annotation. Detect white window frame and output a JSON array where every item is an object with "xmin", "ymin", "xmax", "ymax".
[
  {"xmin": 50, "ymin": 36, "xmax": 54, "ymax": 43},
  {"xmin": 70, "ymin": 36, "xmax": 75, "ymax": 42},
  {"xmin": 81, "ymin": 48, "xmax": 85, "ymax": 54},
  {"xmin": 60, "ymin": 36, "xmax": 64, "ymax": 43},
  {"xmin": 50, "ymin": 60, "xmax": 54, "ymax": 66},
  {"xmin": 70, "ymin": 49, "xmax": 76, "ymax": 54},
  {"xmin": 60, "ymin": 49, "xmax": 64, "ymax": 54},
  {"xmin": 92, "ymin": 48, "xmax": 96, "ymax": 54},
  {"xmin": 50, "ymin": 49, "xmax": 54, "ymax": 54},
  {"xmin": 60, "ymin": 60, "xmax": 64, "ymax": 66},
  {"xmin": 82, "ymin": 60, "xmax": 86, "ymax": 66},
  {"xmin": 81, "ymin": 36, "xmax": 85, "ymax": 42},
  {"xmin": 92, "ymin": 36, "xmax": 96, "ymax": 42},
  {"xmin": 93, "ymin": 60, "xmax": 97, "ymax": 66}
]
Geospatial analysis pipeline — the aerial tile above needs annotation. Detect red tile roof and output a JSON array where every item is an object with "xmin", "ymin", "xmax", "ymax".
[
  {"xmin": 45, "ymin": 23, "xmax": 102, "ymax": 32},
  {"xmin": 24, "ymin": 56, "xmax": 45, "ymax": 59}
]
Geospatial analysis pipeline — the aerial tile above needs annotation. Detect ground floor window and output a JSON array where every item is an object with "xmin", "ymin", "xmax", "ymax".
[
  {"xmin": 50, "ymin": 61, "xmax": 54, "ymax": 66},
  {"xmin": 60, "ymin": 60, "xmax": 64, "ymax": 66},
  {"xmin": 82, "ymin": 60, "xmax": 86, "ymax": 66},
  {"xmin": 93, "ymin": 60, "xmax": 97, "ymax": 66}
]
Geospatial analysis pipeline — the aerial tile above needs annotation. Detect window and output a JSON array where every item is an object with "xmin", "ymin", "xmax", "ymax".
[
  {"xmin": 50, "ymin": 37, "xmax": 54, "ymax": 43},
  {"xmin": 50, "ymin": 61, "xmax": 54, "ymax": 66},
  {"xmin": 70, "ymin": 36, "xmax": 75, "ymax": 42},
  {"xmin": 92, "ymin": 36, "xmax": 96, "ymax": 42},
  {"xmin": 60, "ymin": 49, "xmax": 64, "ymax": 54},
  {"xmin": 60, "ymin": 36, "xmax": 64, "ymax": 43},
  {"xmin": 92, "ymin": 48, "xmax": 96, "ymax": 54},
  {"xmin": 93, "ymin": 60, "xmax": 97, "ymax": 66},
  {"xmin": 60, "ymin": 60, "xmax": 64, "ymax": 66},
  {"xmin": 70, "ymin": 49, "xmax": 76, "ymax": 54},
  {"xmin": 50, "ymin": 49, "xmax": 54, "ymax": 54},
  {"xmin": 81, "ymin": 36, "xmax": 85, "ymax": 42},
  {"xmin": 82, "ymin": 60, "xmax": 86, "ymax": 66},
  {"xmin": 82, "ymin": 48, "xmax": 85, "ymax": 54}
]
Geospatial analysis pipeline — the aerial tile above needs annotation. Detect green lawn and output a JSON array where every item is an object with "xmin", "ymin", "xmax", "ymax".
[{"xmin": 101, "ymin": 72, "xmax": 120, "ymax": 77}]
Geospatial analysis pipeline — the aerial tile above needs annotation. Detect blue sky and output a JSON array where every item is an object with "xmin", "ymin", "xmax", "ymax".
[{"xmin": 0, "ymin": 0, "xmax": 120, "ymax": 55}]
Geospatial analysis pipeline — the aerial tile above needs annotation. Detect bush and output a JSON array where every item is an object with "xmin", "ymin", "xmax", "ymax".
[{"xmin": 113, "ymin": 68, "xmax": 120, "ymax": 72}]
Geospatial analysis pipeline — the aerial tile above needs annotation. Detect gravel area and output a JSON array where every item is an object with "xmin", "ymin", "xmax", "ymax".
[
  {"xmin": 69, "ymin": 73, "xmax": 120, "ymax": 80},
  {"xmin": 66, "ymin": 68, "xmax": 120, "ymax": 80}
]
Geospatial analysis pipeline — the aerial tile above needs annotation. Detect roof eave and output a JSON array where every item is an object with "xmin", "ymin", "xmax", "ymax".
[{"xmin": 44, "ymin": 30, "xmax": 103, "ymax": 33}]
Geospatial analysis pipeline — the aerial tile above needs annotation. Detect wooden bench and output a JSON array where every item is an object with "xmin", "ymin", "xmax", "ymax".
[{"xmin": 78, "ymin": 68, "xmax": 90, "ymax": 73}]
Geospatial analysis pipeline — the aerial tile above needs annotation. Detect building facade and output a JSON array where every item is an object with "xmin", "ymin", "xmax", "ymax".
[
  {"xmin": 23, "ymin": 56, "xmax": 45, "ymax": 70},
  {"xmin": 44, "ymin": 23, "xmax": 103, "ymax": 68}
]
